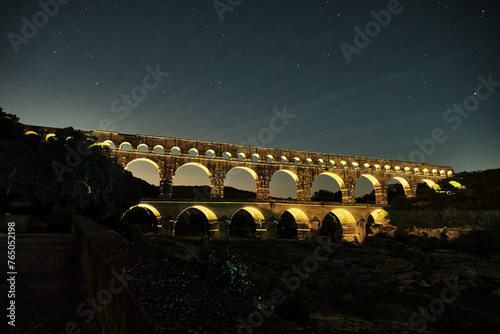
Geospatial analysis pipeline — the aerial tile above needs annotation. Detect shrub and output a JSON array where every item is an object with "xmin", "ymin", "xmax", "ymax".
[{"xmin": 196, "ymin": 238, "xmax": 254, "ymax": 297}]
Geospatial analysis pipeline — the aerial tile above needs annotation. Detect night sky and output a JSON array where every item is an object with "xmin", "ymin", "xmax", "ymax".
[{"xmin": 1, "ymin": 0, "xmax": 499, "ymax": 173}]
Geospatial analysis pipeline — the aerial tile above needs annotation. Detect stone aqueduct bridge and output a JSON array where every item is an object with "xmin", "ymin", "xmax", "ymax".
[{"xmin": 26, "ymin": 125, "xmax": 454, "ymax": 241}]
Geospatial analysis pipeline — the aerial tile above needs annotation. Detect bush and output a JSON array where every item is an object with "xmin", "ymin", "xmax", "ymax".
[{"xmin": 196, "ymin": 238, "xmax": 254, "ymax": 297}]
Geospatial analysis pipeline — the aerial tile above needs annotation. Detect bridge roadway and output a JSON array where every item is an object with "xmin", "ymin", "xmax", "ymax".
[{"xmin": 137, "ymin": 199, "xmax": 388, "ymax": 242}]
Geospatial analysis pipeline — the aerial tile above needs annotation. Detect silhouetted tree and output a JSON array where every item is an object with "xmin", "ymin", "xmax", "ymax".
[
  {"xmin": 311, "ymin": 189, "xmax": 342, "ymax": 202},
  {"xmin": 356, "ymin": 190, "xmax": 376, "ymax": 204},
  {"xmin": 0, "ymin": 108, "xmax": 141, "ymax": 227},
  {"xmin": 320, "ymin": 212, "xmax": 343, "ymax": 240}
]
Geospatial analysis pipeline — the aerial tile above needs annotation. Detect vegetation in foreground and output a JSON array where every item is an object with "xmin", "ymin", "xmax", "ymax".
[
  {"xmin": 0, "ymin": 108, "xmax": 142, "ymax": 228},
  {"xmin": 382, "ymin": 168, "xmax": 500, "ymax": 254},
  {"xmin": 143, "ymin": 235, "xmax": 500, "ymax": 334}
]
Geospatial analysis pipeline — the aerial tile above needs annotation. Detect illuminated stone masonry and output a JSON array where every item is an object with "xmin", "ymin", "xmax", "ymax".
[{"xmin": 25, "ymin": 125, "xmax": 454, "ymax": 205}]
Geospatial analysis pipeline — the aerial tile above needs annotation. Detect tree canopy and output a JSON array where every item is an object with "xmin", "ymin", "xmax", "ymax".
[{"xmin": 0, "ymin": 107, "xmax": 141, "ymax": 228}]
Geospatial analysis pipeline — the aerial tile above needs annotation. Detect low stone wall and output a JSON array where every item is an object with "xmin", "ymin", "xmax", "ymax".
[
  {"xmin": 72, "ymin": 215, "xmax": 304, "ymax": 333},
  {"xmin": 0, "ymin": 214, "xmax": 30, "ymax": 234}
]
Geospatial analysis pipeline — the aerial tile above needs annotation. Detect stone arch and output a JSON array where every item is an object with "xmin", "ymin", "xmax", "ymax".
[
  {"xmin": 276, "ymin": 169, "xmax": 299, "ymax": 183},
  {"xmin": 224, "ymin": 167, "xmax": 258, "ymax": 199},
  {"xmin": 171, "ymin": 146, "xmax": 181, "ymax": 156},
  {"xmin": 153, "ymin": 145, "xmax": 164, "ymax": 154},
  {"xmin": 125, "ymin": 158, "xmax": 161, "ymax": 173},
  {"xmin": 318, "ymin": 159, "xmax": 324, "ymax": 168},
  {"xmin": 419, "ymin": 179, "xmax": 436, "ymax": 188},
  {"xmin": 177, "ymin": 205, "xmax": 218, "ymax": 222},
  {"xmin": 174, "ymin": 162, "xmax": 212, "ymax": 180},
  {"xmin": 280, "ymin": 156, "xmax": 288, "ymax": 164},
  {"xmin": 293, "ymin": 157, "xmax": 300, "ymax": 166},
  {"xmin": 223, "ymin": 152, "xmax": 232, "ymax": 160},
  {"xmin": 206, "ymin": 149, "xmax": 216, "ymax": 159},
  {"xmin": 137, "ymin": 143, "xmax": 148, "ymax": 153},
  {"xmin": 46, "ymin": 133, "xmax": 56, "ymax": 142},
  {"xmin": 416, "ymin": 179, "xmax": 437, "ymax": 197},
  {"xmin": 387, "ymin": 176, "xmax": 411, "ymax": 202},
  {"xmin": 171, "ymin": 162, "xmax": 213, "ymax": 198},
  {"xmin": 327, "ymin": 209, "xmax": 358, "ymax": 241},
  {"xmin": 175, "ymin": 205, "xmax": 219, "ymax": 237},
  {"xmin": 269, "ymin": 169, "xmax": 300, "ymax": 199},
  {"xmin": 286, "ymin": 208, "xmax": 311, "ymax": 229},
  {"xmin": 355, "ymin": 174, "xmax": 381, "ymax": 204},
  {"xmin": 25, "ymin": 131, "xmax": 39, "ymax": 137},
  {"xmin": 229, "ymin": 207, "xmax": 265, "ymax": 238},
  {"xmin": 368, "ymin": 208, "xmax": 389, "ymax": 225},
  {"xmin": 277, "ymin": 208, "xmax": 310, "ymax": 239},
  {"xmin": 390, "ymin": 176, "xmax": 410, "ymax": 191},
  {"xmin": 120, "ymin": 203, "xmax": 161, "ymax": 232},
  {"xmin": 189, "ymin": 148, "xmax": 199, "ymax": 157},
  {"xmin": 311, "ymin": 172, "xmax": 347, "ymax": 202},
  {"xmin": 329, "ymin": 160, "xmax": 335, "ymax": 169},
  {"xmin": 352, "ymin": 162, "xmax": 359, "ymax": 170},
  {"xmin": 123, "ymin": 203, "xmax": 161, "ymax": 220},
  {"xmin": 266, "ymin": 155, "xmax": 274, "ymax": 163},
  {"xmin": 366, "ymin": 209, "xmax": 389, "ymax": 236},
  {"xmin": 125, "ymin": 158, "xmax": 162, "ymax": 185},
  {"xmin": 232, "ymin": 207, "xmax": 265, "ymax": 224},
  {"xmin": 306, "ymin": 158, "xmax": 313, "ymax": 167},
  {"xmin": 225, "ymin": 167, "xmax": 259, "ymax": 183},
  {"xmin": 103, "ymin": 140, "xmax": 115, "ymax": 150},
  {"xmin": 119, "ymin": 142, "xmax": 133, "ymax": 152},
  {"xmin": 238, "ymin": 152, "xmax": 246, "ymax": 161},
  {"xmin": 251, "ymin": 153, "xmax": 260, "ymax": 163}
]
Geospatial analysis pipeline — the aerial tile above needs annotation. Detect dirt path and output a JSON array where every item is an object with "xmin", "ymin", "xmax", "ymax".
[{"xmin": 0, "ymin": 233, "xmax": 98, "ymax": 334}]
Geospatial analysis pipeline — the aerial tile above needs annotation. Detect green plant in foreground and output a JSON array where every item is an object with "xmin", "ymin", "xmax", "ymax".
[{"xmin": 197, "ymin": 238, "xmax": 254, "ymax": 297}]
